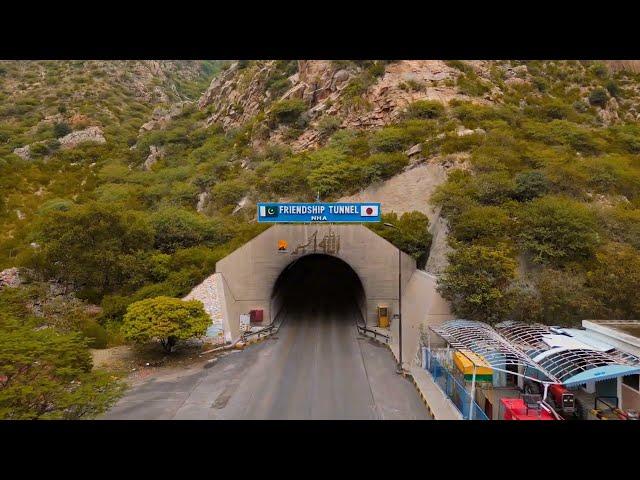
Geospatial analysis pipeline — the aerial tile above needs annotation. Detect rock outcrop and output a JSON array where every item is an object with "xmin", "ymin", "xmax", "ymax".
[
  {"xmin": 143, "ymin": 145, "xmax": 165, "ymax": 171},
  {"xmin": 139, "ymin": 101, "xmax": 192, "ymax": 133},
  {"xmin": 58, "ymin": 126, "xmax": 106, "ymax": 149},
  {"xmin": 0, "ymin": 268, "xmax": 21, "ymax": 289},
  {"xmin": 197, "ymin": 60, "xmax": 496, "ymax": 152}
]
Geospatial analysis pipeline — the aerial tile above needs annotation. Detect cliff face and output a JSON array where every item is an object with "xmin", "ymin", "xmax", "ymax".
[{"xmin": 197, "ymin": 60, "xmax": 501, "ymax": 152}]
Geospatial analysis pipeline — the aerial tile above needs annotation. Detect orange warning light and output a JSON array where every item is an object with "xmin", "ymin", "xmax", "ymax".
[{"xmin": 278, "ymin": 240, "xmax": 288, "ymax": 251}]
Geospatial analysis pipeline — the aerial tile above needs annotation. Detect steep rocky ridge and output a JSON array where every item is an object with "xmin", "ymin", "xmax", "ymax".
[{"xmin": 197, "ymin": 60, "xmax": 500, "ymax": 151}]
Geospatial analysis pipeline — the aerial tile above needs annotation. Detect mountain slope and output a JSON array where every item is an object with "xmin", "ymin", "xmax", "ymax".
[{"xmin": 1, "ymin": 59, "xmax": 640, "ymax": 329}]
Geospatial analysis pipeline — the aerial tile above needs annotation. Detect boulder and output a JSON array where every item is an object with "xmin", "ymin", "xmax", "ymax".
[
  {"xmin": 58, "ymin": 126, "xmax": 106, "ymax": 149},
  {"xmin": 456, "ymin": 126, "xmax": 475, "ymax": 137},
  {"xmin": 13, "ymin": 145, "xmax": 31, "ymax": 160},
  {"xmin": 143, "ymin": 145, "xmax": 165, "ymax": 171},
  {"xmin": 196, "ymin": 191, "xmax": 210, "ymax": 213},
  {"xmin": 0, "ymin": 268, "xmax": 21, "ymax": 289},
  {"xmin": 406, "ymin": 143, "xmax": 423, "ymax": 157}
]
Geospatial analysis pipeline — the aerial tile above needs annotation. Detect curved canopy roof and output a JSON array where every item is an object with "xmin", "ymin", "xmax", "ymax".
[
  {"xmin": 429, "ymin": 320, "xmax": 559, "ymax": 383},
  {"xmin": 495, "ymin": 321, "xmax": 640, "ymax": 387}
]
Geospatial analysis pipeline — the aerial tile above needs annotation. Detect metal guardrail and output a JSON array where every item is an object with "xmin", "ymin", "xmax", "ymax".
[
  {"xmin": 241, "ymin": 306, "xmax": 289, "ymax": 342},
  {"xmin": 354, "ymin": 306, "xmax": 390, "ymax": 341}
]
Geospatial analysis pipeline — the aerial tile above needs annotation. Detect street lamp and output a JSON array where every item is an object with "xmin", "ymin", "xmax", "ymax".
[{"xmin": 383, "ymin": 222, "xmax": 403, "ymax": 374}]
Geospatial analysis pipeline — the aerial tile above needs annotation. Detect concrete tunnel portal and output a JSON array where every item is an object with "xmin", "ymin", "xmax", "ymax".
[
  {"xmin": 271, "ymin": 254, "xmax": 366, "ymax": 325},
  {"xmin": 201, "ymin": 223, "xmax": 454, "ymax": 367}
]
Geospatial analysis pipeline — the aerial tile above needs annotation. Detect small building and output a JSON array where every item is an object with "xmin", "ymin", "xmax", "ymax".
[{"xmin": 581, "ymin": 320, "xmax": 640, "ymax": 413}]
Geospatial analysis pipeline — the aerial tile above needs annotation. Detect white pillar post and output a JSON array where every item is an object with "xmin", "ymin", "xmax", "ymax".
[{"xmin": 469, "ymin": 365, "xmax": 477, "ymax": 420}]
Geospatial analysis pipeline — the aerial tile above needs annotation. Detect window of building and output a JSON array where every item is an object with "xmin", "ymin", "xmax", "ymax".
[{"xmin": 622, "ymin": 374, "xmax": 640, "ymax": 392}]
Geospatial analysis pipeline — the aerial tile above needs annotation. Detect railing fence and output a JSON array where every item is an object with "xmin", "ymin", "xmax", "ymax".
[{"xmin": 423, "ymin": 347, "xmax": 489, "ymax": 420}]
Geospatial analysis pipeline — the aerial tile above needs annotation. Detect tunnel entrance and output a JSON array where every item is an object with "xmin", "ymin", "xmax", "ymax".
[{"xmin": 271, "ymin": 254, "xmax": 365, "ymax": 323}]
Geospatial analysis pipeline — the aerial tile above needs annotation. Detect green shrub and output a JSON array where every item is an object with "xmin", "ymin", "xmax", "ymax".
[
  {"xmin": 53, "ymin": 122, "xmax": 71, "ymax": 138},
  {"xmin": 450, "ymin": 206, "xmax": 511, "ymax": 243},
  {"xmin": 29, "ymin": 202, "xmax": 154, "ymax": 295},
  {"xmin": 589, "ymin": 62, "xmax": 609, "ymax": 79},
  {"xmin": 586, "ymin": 243, "xmax": 640, "ymax": 319},
  {"xmin": 533, "ymin": 268, "xmax": 596, "ymax": 325},
  {"xmin": 81, "ymin": 319, "xmax": 108, "ymax": 349},
  {"xmin": 589, "ymin": 88, "xmax": 608, "ymax": 107},
  {"xmin": 517, "ymin": 196, "xmax": 600, "ymax": 264},
  {"xmin": 361, "ymin": 152, "xmax": 409, "ymax": 183},
  {"xmin": 268, "ymin": 99, "xmax": 307, "ymax": 125},
  {"xmin": 600, "ymin": 205, "xmax": 640, "ymax": 249},
  {"xmin": 367, "ymin": 211, "xmax": 432, "ymax": 268},
  {"xmin": 0, "ymin": 317, "xmax": 124, "ymax": 419},
  {"xmin": 209, "ymin": 179, "xmax": 246, "ymax": 207},
  {"xmin": 403, "ymin": 100, "xmax": 444, "ymax": 120},
  {"xmin": 317, "ymin": 115, "xmax": 342, "ymax": 136},
  {"xmin": 445, "ymin": 60, "xmax": 474, "ymax": 74},
  {"xmin": 438, "ymin": 244, "xmax": 517, "ymax": 323},
  {"xmin": 100, "ymin": 295, "xmax": 133, "ymax": 322},
  {"xmin": 457, "ymin": 73, "xmax": 490, "ymax": 97},
  {"xmin": 605, "ymin": 79, "xmax": 620, "ymax": 98},
  {"xmin": 475, "ymin": 171, "xmax": 516, "ymax": 205},
  {"xmin": 150, "ymin": 207, "xmax": 223, "ymax": 253},
  {"xmin": 514, "ymin": 171, "xmax": 549, "ymax": 201},
  {"xmin": 369, "ymin": 127, "xmax": 412, "ymax": 152}
]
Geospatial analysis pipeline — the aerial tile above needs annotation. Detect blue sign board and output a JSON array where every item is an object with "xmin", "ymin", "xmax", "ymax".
[{"xmin": 257, "ymin": 202, "xmax": 381, "ymax": 223}]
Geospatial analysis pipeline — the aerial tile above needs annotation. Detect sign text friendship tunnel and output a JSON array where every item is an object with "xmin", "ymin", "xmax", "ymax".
[{"xmin": 257, "ymin": 203, "xmax": 381, "ymax": 223}]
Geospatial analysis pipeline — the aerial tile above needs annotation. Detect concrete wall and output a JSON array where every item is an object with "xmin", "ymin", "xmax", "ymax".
[
  {"xmin": 215, "ymin": 224, "xmax": 416, "ymax": 341},
  {"xmin": 621, "ymin": 383, "xmax": 640, "ymax": 411},
  {"xmin": 389, "ymin": 270, "xmax": 455, "ymax": 368}
]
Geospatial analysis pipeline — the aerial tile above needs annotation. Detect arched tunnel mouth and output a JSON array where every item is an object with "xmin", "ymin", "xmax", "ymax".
[{"xmin": 271, "ymin": 254, "xmax": 365, "ymax": 324}]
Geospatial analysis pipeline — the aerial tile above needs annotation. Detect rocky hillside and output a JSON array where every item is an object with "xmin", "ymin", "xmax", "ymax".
[
  {"xmin": 194, "ymin": 60, "xmax": 640, "ymax": 152},
  {"xmin": 5, "ymin": 59, "xmax": 640, "ymax": 420},
  {"xmin": 0, "ymin": 60, "xmax": 222, "ymax": 257},
  {"xmin": 2, "ymin": 59, "xmax": 640, "ymax": 327}
]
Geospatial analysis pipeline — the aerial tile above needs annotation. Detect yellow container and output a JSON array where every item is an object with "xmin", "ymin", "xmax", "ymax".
[
  {"xmin": 453, "ymin": 350, "xmax": 493, "ymax": 382},
  {"xmin": 377, "ymin": 305, "xmax": 389, "ymax": 328}
]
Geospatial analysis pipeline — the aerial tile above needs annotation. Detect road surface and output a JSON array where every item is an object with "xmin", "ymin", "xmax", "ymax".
[{"xmin": 103, "ymin": 304, "xmax": 429, "ymax": 420}]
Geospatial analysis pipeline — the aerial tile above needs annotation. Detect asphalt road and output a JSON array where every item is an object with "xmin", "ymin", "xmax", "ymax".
[{"xmin": 103, "ymin": 304, "xmax": 429, "ymax": 420}]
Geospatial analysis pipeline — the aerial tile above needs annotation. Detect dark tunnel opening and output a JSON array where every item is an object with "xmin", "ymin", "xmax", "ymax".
[{"xmin": 271, "ymin": 254, "xmax": 365, "ymax": 323}]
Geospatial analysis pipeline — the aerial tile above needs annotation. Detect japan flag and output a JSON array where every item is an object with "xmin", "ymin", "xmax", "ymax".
[{"xmin": 360, "ymin": 205, "xmax": 379, "ymax": 217}]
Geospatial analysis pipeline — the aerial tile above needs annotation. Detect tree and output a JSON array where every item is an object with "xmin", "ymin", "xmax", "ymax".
[
  {"xmin": 28, "ymin": 202, "xmax": 154, "ymax": 295},
  {"xmin": 517, "ymin": 196, "xmax": 600, "ymax": 265},
  {"xmin": 438, "ymin": 244, "xmax": 517, "ymax": 323},
  {"xmin": 209, "ymin": 179, "xmax": 246, "ymax": 207},
  {"xmin": 0, "ymin": 317, "xmax": 124, "ymax": 419},
  {"xmin": 122, "ymin": 296, "xmax": 210, "ymax": 353},
  {"xmin": 150, "ymin": 207, "xmax": 225, "ymax": 253},
  {"xmin": 450, "ymin": 205, "xmax": 511, "ymax": 244},
  {"xmin": 368, "ymin": 211, "xmax": 432, "ymax": 268},
  {"xmin": 586, "ymin": 243, "xmax": 640, "ymax": 319},
  {"xmin": 534, "ymin": 268, "xmax": 597, "ymax": 325}
]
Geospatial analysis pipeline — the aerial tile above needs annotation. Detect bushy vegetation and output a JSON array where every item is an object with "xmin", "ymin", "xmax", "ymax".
[
  {"xmin": 2, "ymin": 59, "xmax": 640, "ymax": 417},
  {"xmin": 122, "ymin": 296, "xmax": 211, "ymax": 352},
  {"xmin": 431, "ymin": 60, "xmax": 640, "ymax": 324},
  {"xmin": 367, "ymin": 211, "xmax": 433, "ymax": 268},
  {"xmin": 0, "ymin": 289, "xmax": 124, "ymax": 419}
]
